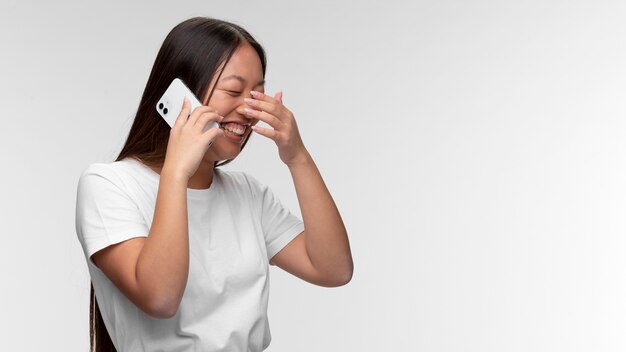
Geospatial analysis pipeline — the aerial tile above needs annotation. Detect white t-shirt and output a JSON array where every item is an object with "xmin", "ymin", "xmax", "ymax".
[{"xmin": 75, "ymin": 156, "xmax": 304, "ymax": 352}]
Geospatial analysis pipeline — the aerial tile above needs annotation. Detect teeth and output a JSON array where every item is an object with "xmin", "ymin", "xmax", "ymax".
[{"xmin": 221, "ymin": 122, "xmax": 247, "ymax": 135}]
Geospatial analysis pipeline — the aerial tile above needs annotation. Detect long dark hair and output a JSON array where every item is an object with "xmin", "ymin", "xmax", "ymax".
[{"xmin": 89, "ymin": 17, "xmax": 266, "ymax": 352}]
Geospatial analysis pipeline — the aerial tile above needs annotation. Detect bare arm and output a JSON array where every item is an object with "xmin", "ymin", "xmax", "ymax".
[
  {"xmin": 276, "ymin": 150, "xmax": 353, "ymax": 285},
  {"xmin": 91, "ymin": 101, "xmax": 224, "ymax": 318},
  {"xmin": 92, "ymin": 169, "xmax": 190, "ymax": 318},
  {"xmin": 288, "ymin": 152, "xmax": 351, "ymax": 273},
  {"xmin": 244, "ymin": 90, "xmax": 353, "ymax": 286}
]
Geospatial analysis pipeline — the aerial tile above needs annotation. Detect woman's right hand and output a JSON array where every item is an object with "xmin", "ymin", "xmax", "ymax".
[{"xmin": 162, "ymin": 97, "xmax": 225, "ymax": 181}]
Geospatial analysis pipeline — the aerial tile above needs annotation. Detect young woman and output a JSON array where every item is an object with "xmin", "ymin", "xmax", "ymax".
[{"xmin": 75, "ymin": 17, "xmax": 353, "ymax": 352}]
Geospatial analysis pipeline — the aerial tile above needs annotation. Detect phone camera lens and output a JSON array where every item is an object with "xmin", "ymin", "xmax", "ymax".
[
  {"xmin": 163, "ymin": 108, "xmax": 168, "ymax": 114},
  {"xmin": 158, "ymin": 103, "xmax": 164, "ymax": 110}
]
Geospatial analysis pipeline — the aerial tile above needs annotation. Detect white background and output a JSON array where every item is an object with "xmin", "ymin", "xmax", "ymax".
[{"xmin": 2, "ymin": 0, "xmax": 626, "ymax": 351}]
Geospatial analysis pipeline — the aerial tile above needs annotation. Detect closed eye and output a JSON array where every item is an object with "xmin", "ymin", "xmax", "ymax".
[{"xmin": 224, "ymin": 90, "xmax": 242, "ymax": 96}]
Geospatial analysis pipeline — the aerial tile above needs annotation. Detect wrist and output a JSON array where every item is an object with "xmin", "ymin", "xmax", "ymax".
[
  {"xmin": 160, "ymin": 166, "xmax": 189, "ymax": 185},
  {"xmin": 286, "ymin": 149, "xmax": 313, "ymax": 169}
]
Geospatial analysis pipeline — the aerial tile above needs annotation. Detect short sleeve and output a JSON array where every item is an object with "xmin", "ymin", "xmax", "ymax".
[
  {"xmin": 246, "ymin": 174, "xmax": 305, "ymax": 262},
  {"xmin": 75, "ymin": 164, "xmax": 150, "ymax": 266}
]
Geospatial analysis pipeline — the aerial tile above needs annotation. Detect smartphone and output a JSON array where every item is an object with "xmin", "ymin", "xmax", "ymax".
[{"xmin": 156, "ymin": 78, "xmax": 219, "ymax": 132}]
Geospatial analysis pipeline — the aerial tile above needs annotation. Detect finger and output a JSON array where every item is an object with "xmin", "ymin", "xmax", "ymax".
[
  {"xmin": 205, "ymin": 124, "xmax": 226, "ymax": 146},
  {"xmin": 250, "ymin": 90, "xmax": 281, "ymax": 106},
  {"xmin": 174, "ymin": 97, "xmax": 191, "ymax": 127},
  {"xmin": 187, "ymin": 105, "xmax": 216, "ymax": 126},
  {"xmin": 244, "ymin": 97, "xmax": 280, "ymax": 117},
  {"xmin": 243, "ymin": 108, "xmax": 282, "ymax": 129},
  {"xmin": 194, "ymin": 111, "xmax": 224, "ymax": 130},
  {"xmin": 274, "ymin": 90, "xmax": 283, "ymax": 104},
  {"xmin": 251, "ymin": 125, "xmax": 278, "ymax": 140}
]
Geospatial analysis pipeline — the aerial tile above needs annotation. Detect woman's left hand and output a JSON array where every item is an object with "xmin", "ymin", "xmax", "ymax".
[{"xmin": 244, "ymin": 90, "xmax": 309, "ymax": 166}]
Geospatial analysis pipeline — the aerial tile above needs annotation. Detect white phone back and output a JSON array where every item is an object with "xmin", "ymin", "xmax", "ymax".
[{"xmin": 156, "ymin": 78, "xmax": 219, "ymax": 132}]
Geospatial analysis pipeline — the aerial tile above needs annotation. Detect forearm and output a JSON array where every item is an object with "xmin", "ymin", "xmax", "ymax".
[
  {"xmin": 288, "ymin": 150, "xmax": 353, "ymax": 280},
  {"xmin": 135, "ymin": 169, "xmax": 190, "ymax": 314}
]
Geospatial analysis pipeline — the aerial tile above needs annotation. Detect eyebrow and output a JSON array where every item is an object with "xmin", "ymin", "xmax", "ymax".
[{"xmin": 221, "ymin": 74, "xmax": 265, "ymax": 86}]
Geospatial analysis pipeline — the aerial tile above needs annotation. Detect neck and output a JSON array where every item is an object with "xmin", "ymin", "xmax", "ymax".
[{"xmin": 188, "ymin": 160, "xmax": 215, "ymax": 190}]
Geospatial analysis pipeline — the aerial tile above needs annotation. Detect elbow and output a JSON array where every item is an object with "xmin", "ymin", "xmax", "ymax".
[
  {"xmin": 134, "ymin": 271, "xmax": 186, "ymax": 318},
  {"xmin": 334, "ymin": 248, "xmax": 354, "ymax": 286},
  {"xmin": 336, "ymin": 268, "xmax": 353, "ymax": 286},
  {"xmin": 144, "ymin": 294, "xmax": 181, "ymax": 319},
  {"xmin": 338, "ymin": 259, "xmax": 354, "ymax": 286},
  {"xmin": 324, "ymin": 265, "xmax": 353, "ymax": 287},
  {"xmin": 149, "ymin": 305, "xmax": 178, "ymax": 319}
]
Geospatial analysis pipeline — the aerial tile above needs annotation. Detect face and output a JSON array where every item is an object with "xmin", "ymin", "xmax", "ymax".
[{"xmin": 201, "ymin": 43, "xmax": 265, "ymax": 163}]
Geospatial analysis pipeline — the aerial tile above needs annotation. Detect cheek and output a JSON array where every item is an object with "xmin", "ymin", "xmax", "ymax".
[{"xmin": 212, "ymin": 94, "xmax": 241, "ymax": 111}]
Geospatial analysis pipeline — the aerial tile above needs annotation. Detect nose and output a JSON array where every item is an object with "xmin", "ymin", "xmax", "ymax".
[{"xmin": 235, "ymin": 93, "xmax": 257, "ymax": 124}]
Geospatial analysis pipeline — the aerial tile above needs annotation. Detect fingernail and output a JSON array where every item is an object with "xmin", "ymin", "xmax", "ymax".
[
  {"xmin": 244, "ymin": 98, "xmax": 254, "ymax": 104},
  {"xmin": 250, "ymin": 90, "xmax": 260, "ymax": 97}
]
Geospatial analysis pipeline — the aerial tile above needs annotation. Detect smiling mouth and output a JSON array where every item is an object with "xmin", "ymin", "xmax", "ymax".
[
  {"xmin": 218, "ymin": 122, "xmax": 251, "ymax": 142},
  {"xmin": 219, "ymin": 122, "xmax": 250, "ymax": 136}
]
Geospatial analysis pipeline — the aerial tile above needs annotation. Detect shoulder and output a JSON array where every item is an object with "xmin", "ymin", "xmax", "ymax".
[
  {"xmin": 78, "ymin": 161, "xmax": 118, "ymax": 186},
  {"xmin": 77, "ymin": 159, "xmax": 138, "ymax": 195}
]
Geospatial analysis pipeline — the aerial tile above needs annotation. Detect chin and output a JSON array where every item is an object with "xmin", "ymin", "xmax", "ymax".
[{"xmin": 207, "ymin": 140, "xmax": 246, "ymax": 162}]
